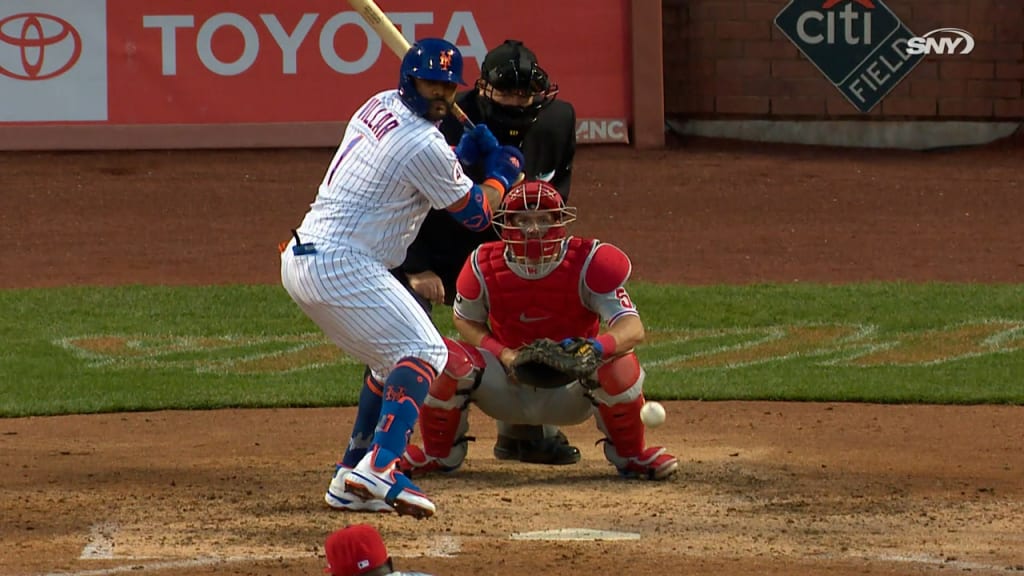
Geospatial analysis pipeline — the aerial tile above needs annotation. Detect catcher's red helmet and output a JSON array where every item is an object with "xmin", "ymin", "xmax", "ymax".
[{"xmin": 492, "ymin": 180, "xmax": 577, "ymax": 279}]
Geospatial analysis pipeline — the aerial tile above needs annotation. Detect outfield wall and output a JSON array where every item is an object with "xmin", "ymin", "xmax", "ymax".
[
  {"xmin": 1, "ymin": 1, "xmax": 1019, "ymax": 151},
  {"xmin": 663, "ymin": 0, "xmax": 1023, "ymax": 120}
]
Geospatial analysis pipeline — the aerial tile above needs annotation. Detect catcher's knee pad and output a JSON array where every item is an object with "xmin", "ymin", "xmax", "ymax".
[
  {"xmin": 427, "ymin": 338, "xmax": 485, "ymax": 406},
  {"xmin": 594, "ymin": 353, "xmax": 644, "ymax": 400}
]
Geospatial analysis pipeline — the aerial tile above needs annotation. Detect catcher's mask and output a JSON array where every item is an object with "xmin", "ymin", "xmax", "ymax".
[
  {"xmin": 492, "ymin": 180, "xmax": 577, "ymax": 279},
  {"xmin": 475, "ymin": 40, "xmax": 559, "ymax": 144}
]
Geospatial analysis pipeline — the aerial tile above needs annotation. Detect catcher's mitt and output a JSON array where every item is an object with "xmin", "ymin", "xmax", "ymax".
[{"xmin": 510, "ymin": 338, "xmax": 602, "ymax": 389}]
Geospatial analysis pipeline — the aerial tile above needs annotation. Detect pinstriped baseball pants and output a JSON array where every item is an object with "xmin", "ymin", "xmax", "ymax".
[{"xmin": 281, "ymin": 242, "xmax": 448, "ymax": 379}]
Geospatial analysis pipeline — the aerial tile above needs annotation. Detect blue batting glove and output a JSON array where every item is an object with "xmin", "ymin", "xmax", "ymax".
[
  {"xmin": 454, "ymin": 124, "xmax": 499, "ymax": 166},
  {"xmin": 483, "ymin": 145, "xmax": 524, "ymax": 190},
  {"xmin": 454, "ymin": 131, "xmax": 481, "ymax": 165},
  {"xmin": 470, "ymin": 124, "xmax": 499, "ymax": 155}
]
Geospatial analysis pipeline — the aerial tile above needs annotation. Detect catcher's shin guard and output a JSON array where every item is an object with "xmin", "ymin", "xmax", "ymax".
[
  {"xmin": 593, "ymin": 354, "xmax": 646, "ymax": 458},
  {"xmin": 418, "ymin": 403, "xmax": 466, "ymax": 460},
  {"xmin": 595, "ymin": 395, "xmax": 678, "ymax": 480},
  {"xmin": 595, "ymin": 395, "xmax": 646, "ymax": 459},
  {"xmin": 593, "ymin": 357, "xmax": 679, "ymax": 480},
  {"xmin": 402, "ymin": 338, "xmax": 481, "ymax": 473},
  {"xmin": 401, "ymin": 408, "xmax": 469, "ymax": 476}
]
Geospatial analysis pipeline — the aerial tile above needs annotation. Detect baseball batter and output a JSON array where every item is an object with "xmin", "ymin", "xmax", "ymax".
[
  {"xmin": 399, "ymin": 181, "xmax": 679, "ymax": 481},
  {"xmin": 280, "ymin": 38, "xmax": 523, "ymax": 519}
]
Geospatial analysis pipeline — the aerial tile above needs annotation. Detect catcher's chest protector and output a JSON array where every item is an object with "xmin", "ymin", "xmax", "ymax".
[{"xmin": 477, "ymin": 237, "xmax": 601, "ymax": 348}]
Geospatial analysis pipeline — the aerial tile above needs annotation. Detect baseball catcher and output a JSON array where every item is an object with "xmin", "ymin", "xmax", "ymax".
[{"xmin": 398, "ymin": 180, "xmax": 678, "ymax": 481}]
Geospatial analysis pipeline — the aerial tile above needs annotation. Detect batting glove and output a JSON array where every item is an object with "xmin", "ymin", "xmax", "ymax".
[
  {"xmin": 483, "ymin": 145, "xmax": 525, "ymax": 190},
  {"xmin": 455, "ymin": 124, "xmax": 500, "ymax": 166}
]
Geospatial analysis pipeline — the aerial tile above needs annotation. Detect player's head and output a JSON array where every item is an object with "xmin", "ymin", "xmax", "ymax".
[
  {"xmin": 324, "ymin": 524, "xmax": 393, "ymax": 576},
  {"xmin": 398, "ymin": 38, "xmax": 466, "ymax": 121},
  {"xmin": 493, "ymin": 180, "xmax": 576, "ymax": 279},
  {"xmin": 475, "ymin": 40, "xmax": 559, "ymax": 145}
]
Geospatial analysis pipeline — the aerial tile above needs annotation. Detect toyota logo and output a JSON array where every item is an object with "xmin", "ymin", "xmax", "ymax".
[{"xmin": 0, "ymin": 12, "xmax": 82, "ymax": 80}]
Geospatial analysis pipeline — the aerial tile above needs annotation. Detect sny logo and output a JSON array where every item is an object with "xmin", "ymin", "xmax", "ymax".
[
  {"xmin": 775, "ymin": 0, "xmax": 924, "ymax": 113},
  {"xmin": 905, "ymin": 28, "xmax": 975, "ymax": 55}
]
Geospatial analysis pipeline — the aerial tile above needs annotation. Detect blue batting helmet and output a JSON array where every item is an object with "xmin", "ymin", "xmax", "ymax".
[{"xmin": 398, "ymin": 38, "xmax": 466, "ymax": 117}]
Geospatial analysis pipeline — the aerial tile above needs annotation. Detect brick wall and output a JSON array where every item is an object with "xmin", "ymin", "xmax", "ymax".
[{"xmin": 663, "ymin": 0, "xmax": 1024, "ymax": 119}]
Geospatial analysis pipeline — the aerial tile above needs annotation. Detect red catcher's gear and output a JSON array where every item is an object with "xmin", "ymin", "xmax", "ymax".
[
  {"xmin": 492, "ymin": 180, "xmax": 577, "ymax": 279},
  {"xmin": 475, "ymin": 237, "xmax": 599, "ymax": 349}
]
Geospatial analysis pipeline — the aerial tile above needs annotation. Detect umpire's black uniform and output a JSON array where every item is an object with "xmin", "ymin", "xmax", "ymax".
[{"xmin": 397, "ymin": 89, "xmax": 576, "ymax": 306}]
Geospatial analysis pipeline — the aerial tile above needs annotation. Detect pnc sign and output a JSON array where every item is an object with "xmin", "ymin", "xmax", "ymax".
[{"xmin": 774, "ymin": 0, "xmax": 924, "ymax": 113}]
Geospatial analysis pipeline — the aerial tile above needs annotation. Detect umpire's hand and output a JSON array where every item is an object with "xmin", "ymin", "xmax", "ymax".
[{"xmin": 407, "ymin": 270, "xmax": 445, "ymax": 304}]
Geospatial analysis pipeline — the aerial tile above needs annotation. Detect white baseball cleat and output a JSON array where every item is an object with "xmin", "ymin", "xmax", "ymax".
[
  {"xmin": 325, "ymin": 464, "xmax": 393, "ymax": 513},
  {"xmin": 345, "ymin": 448, "xmax": 436, "ymax": 519}
]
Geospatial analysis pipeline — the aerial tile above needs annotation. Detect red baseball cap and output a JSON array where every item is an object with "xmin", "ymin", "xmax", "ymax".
[{"xmin": 324, "ymin": 524, "xmax": 390, "ymax": 575}]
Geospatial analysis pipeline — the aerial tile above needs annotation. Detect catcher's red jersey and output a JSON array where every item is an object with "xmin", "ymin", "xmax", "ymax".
[{"xmin": 456, "ymin": 237, "xmax": 638, "ymax": 349}]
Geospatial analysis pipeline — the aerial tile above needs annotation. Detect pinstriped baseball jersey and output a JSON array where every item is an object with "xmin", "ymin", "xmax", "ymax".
[
  {"xmin": 297, "ymin": 89, "xmax": 472, "ymax": 269},
  {"xmin": 281, "ymin": 89, "xmax": 474, "ymax": 378}
]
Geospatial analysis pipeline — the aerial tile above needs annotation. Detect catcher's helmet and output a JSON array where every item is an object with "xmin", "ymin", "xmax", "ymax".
[
  {"xmin": 493, "ymin": 180, "xmax": 577, "ymax": 279},
  {"xmin": 398, "ymin": 38, "xmax": 466, "ymax": 117},
  {"xmin": 476, "ymin": 40, "xmax": 559, "ymax": 144}
]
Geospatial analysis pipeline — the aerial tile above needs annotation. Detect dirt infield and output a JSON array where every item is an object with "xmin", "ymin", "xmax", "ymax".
[{"xmin": 2, "ymin": 135, "xmax": 1023, "ymax": 576}]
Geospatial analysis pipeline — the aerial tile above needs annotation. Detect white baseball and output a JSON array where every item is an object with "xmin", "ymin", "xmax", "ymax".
[{"xmin": 640, "ymin": 401, "xmax": 666, "ymax": 428}]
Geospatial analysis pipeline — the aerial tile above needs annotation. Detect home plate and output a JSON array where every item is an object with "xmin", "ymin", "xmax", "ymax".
[{"xmin": 510, "ymin": 528, "xmax": 641, "ymax": 541}]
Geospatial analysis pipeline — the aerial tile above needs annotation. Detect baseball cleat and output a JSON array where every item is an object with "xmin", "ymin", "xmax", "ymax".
[
  {"xmin": 346, "ymin": 449, "xmax": 436, "ymax": 519},
  {"xmin": 493, "ymin": 431, "xmax": 581, "ymax": 465},
  {"xmin": 616, "ymin": 446, "xmax": 679, "ymax": 481},
  {"xmin": 325, "ymin": 464, "xmax": 393, "ymax": 513}
]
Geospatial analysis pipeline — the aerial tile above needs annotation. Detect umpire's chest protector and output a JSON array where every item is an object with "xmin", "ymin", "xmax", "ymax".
[{"xmin": 478, "ymin": 238, "xmax": 601, "ymax": 348}]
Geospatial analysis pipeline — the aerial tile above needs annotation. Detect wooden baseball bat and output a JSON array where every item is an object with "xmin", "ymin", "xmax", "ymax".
[{"xmin": 346, "ymin": 0, "xmax": 475, "ymax": 128}]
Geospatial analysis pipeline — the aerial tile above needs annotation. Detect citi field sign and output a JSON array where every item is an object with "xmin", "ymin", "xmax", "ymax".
[{"xmin": 774, "ymin": 0, "xmax": 924, "ymax": 113}]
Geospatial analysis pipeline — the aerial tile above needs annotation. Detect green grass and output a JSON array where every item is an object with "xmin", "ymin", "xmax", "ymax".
[{"xmin": 1, "ymin": 282, "xmax": 1023, "ymax": 417}]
